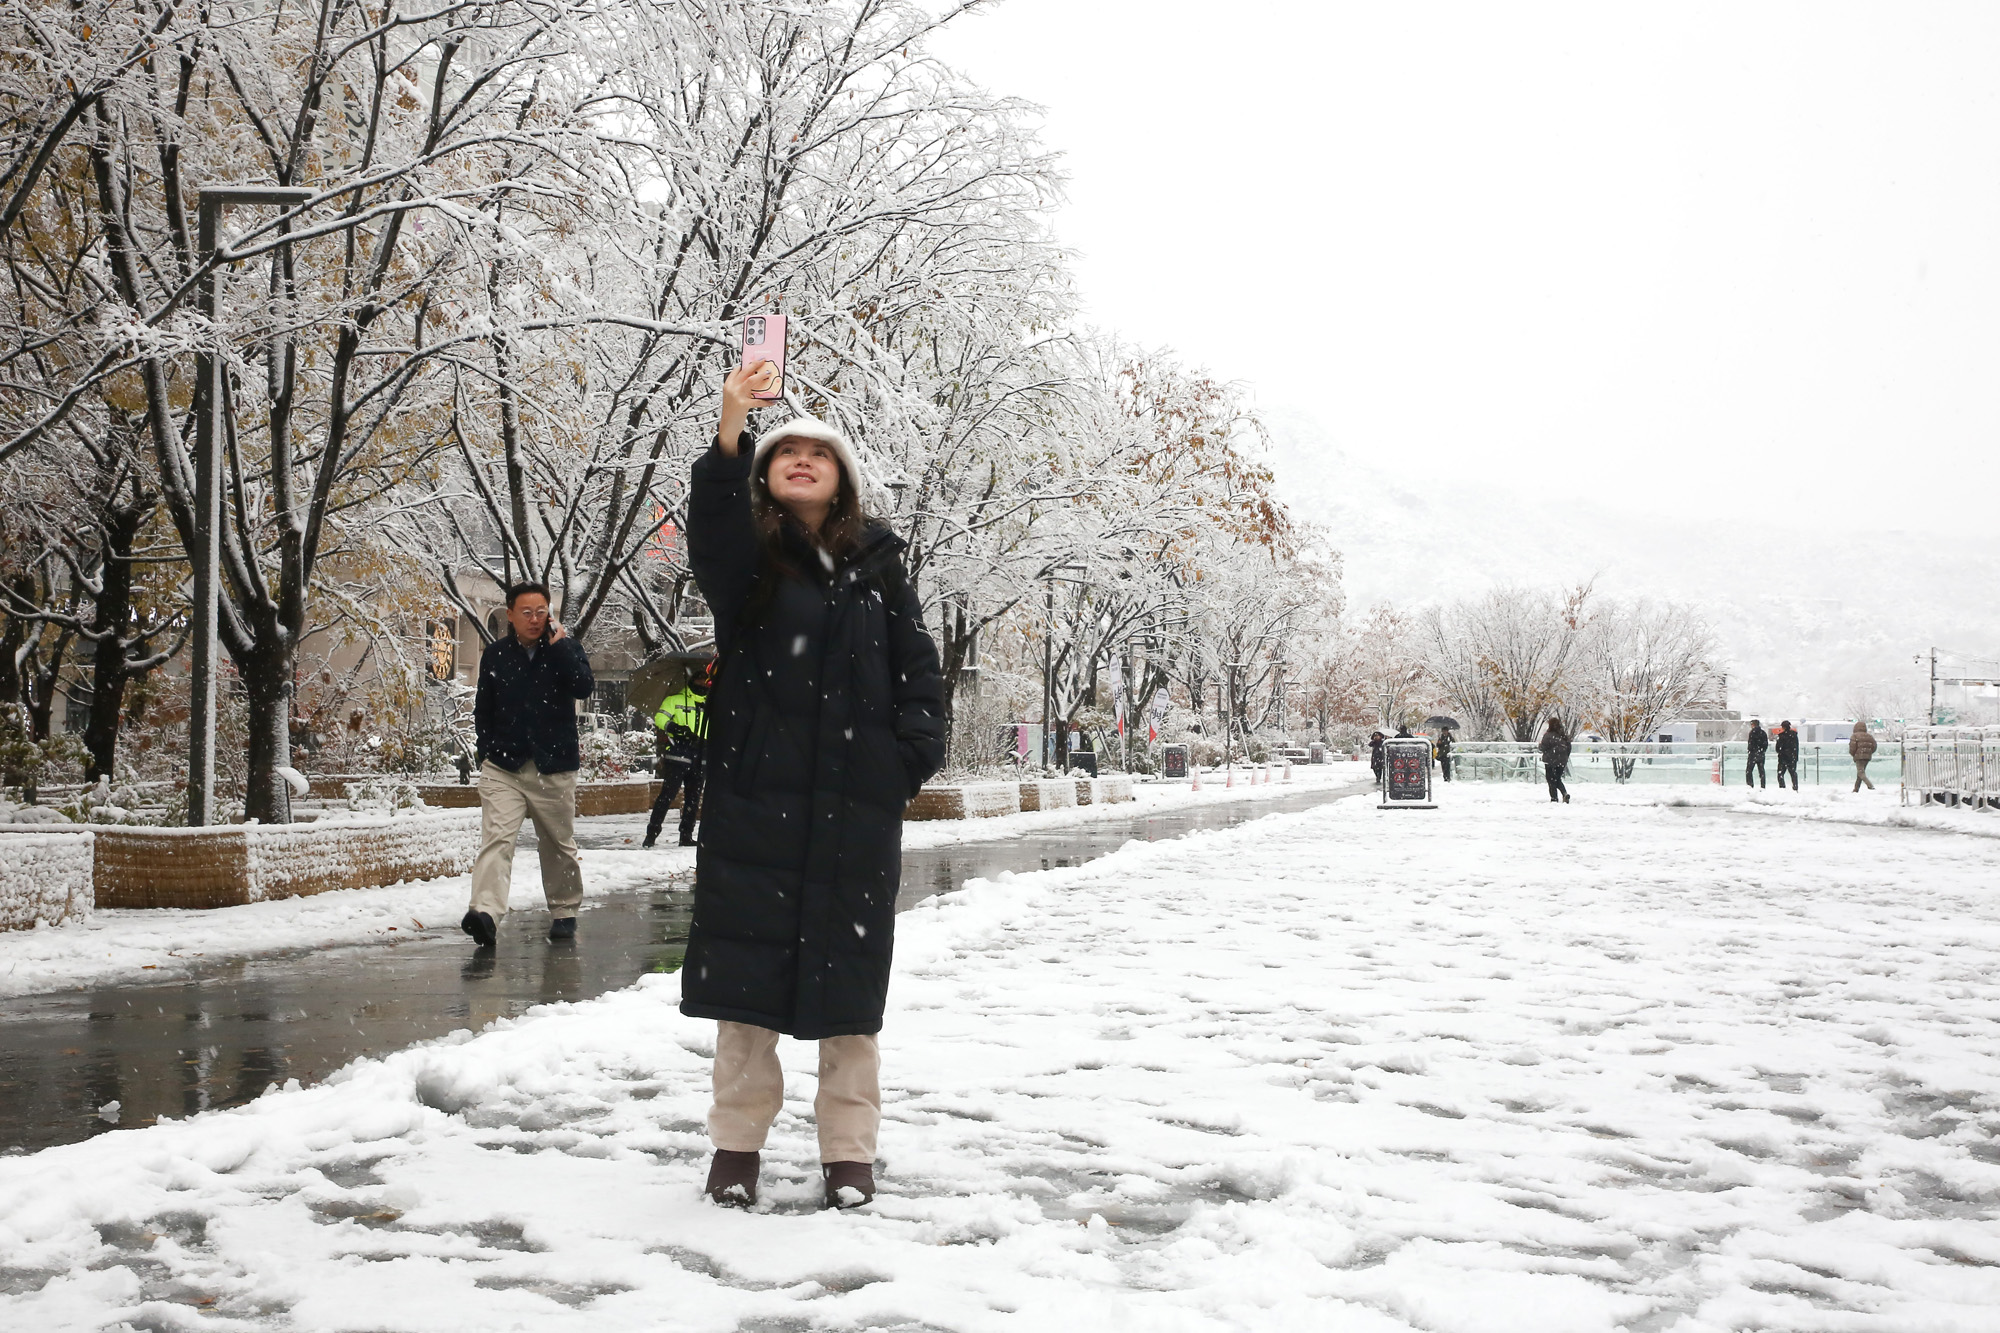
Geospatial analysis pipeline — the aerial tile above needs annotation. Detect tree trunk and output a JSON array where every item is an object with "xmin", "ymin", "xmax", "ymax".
[
  {"xmin": 82, "ymin": 504, "xmax": 145, "ymax": 781},
  {"xmin": 82, "ymin": 655, "xmax": 128, "ymax": 783},
  {"xmin": 240, "ymin": 646, "xmax": 294, "ymax": 824},
  {"xmin": 25, "ymin": 634, "xmax": 68, "ymax": 742}
]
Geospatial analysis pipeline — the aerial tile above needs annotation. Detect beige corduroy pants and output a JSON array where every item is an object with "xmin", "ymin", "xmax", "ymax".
[
  {"xmin": 469, "ymin": 759, "xmax": 584, "ymax": 919},
  {"xmin": 708, "ymin": 1021, "xmax": 881, "ymax": 1164}
]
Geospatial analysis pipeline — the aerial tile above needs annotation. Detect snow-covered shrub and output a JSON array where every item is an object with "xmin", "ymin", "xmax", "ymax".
[
  {"xmin": 55, "ymin": 779, "xmax": 150, "ymax": 826},
  {"xmin": 579, "ymin": 729, "xmax": 630, "ymax": 782},
  {"xmin": 344, "ymin": 780, "xmax": 428, "ymax": 815},
  {"xmin": 0, "ymin": 800, "xmax": 71, "ymax": 826}
]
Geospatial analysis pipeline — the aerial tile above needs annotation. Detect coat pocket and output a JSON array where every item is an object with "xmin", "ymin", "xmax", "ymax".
[{"xmin": 732, "ymin": 709, "xmax": 770, "ymax": 796}]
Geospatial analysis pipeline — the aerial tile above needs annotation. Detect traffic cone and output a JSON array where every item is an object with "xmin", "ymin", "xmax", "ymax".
[
  {"xmin": 1226, "ymin": 766, "xmax": 1234, "ymax": 788},
  {"xmin": 1192, "ymin": 766, "xmax": 1201, "ymax": 791}
]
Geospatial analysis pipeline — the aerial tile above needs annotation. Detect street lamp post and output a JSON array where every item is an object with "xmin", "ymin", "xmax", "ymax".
[
  {"xmin": 1223, "ymin": 661, "xmax": 1246, "ymax": 780},
  {"xmin": 189, "ymin": 185, "xmax": 311, "ymax": 826},
  {"xmin": 1041, "ymin": 563, "xmax": 1085, "ymax": 770}
]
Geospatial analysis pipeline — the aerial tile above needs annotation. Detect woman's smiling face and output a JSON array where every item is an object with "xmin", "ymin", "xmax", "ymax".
[{"xmin": 765, "ymin": 436, "xmax": 841, "ymax": 516}]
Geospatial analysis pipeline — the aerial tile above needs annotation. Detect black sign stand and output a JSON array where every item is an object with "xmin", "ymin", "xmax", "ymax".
[{"xmin": 1378, "ymin": 737, "xmax": 1436, "ymax": 809}]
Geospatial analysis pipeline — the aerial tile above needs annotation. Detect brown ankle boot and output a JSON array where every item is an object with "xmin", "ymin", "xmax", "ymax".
[
  {"xmin": 823, "ymin": 1161, "xmax": 875, "ymax": 1209},
  {"xmin": 705, "ymin": 1149, "xmax": 760, "ymax": 1207}
]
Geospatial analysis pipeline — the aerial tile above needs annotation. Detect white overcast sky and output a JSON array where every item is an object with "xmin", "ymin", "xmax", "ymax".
[{"xmin": 929, "ymin": 1, "xmax": 2000, "ymax": 516}]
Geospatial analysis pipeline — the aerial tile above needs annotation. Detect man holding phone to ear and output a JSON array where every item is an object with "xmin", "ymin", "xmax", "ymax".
[{"xmin": 463, "ymin": 582, "xmax": 596, "ymax": 949}]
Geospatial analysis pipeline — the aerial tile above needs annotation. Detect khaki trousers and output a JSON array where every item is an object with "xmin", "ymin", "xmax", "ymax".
[
  {"xmin": 709, "ymin": 1021, "xmax": 881, "ymax": 1164},
  {"xmin": 469, "ymin": 759, "xmax": 584, "ymax": 919}
]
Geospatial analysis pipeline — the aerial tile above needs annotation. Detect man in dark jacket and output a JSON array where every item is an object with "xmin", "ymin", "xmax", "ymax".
[
  {"xmin": 1774, "ymin": 720, "xmax": 1801, "ymax": 791},
  {"xmin": 1435, "ymin": 727, "xmax": 1455, "ymax": 782},
  {"xmin": 1368, "ymin": 731, "xmax": 1386, "ymax": 779},
  {"xmin": 461, "ymin": 582, "xmax": 596, "ymax": 949},
  {"xmin": 1745, "ymin": 719, "xmax": 1768, "ymax": 788}
]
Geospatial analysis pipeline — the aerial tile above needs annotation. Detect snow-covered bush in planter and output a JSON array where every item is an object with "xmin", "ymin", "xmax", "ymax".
[
  {"xmin": 345, "ymin": 779, "xmax": 428, "ymax": 815},
  {"xmin": 56, "ymin": 779, "xmax": 149, "ymax": 825},
  {"xmin": 580, "ymin": 730, "xmax": 630, "ymax": 782},
  {"xmin": 0, "ymin": 800, "xmax": 72, "ymax": 826}
]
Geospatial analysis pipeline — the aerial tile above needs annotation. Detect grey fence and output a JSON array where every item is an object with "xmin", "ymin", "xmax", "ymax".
[{"xmin": 1450, "ymin": 740, "xmax": 1894, "ymax": 787}]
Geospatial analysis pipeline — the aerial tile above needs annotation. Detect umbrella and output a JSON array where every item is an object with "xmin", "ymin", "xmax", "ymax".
[
  {"xmin": 1424, "ymin": 715, "xmax": 1461, "ymax": 731},
  {"xmin": 626, "ymin": 652, "xmax": 714, "ymax": 718}
]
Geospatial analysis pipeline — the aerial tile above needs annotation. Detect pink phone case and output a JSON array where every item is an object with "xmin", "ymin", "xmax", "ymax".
[{"xmin": 740, "ymin": 314, "xmax": 787, "ymax": 401}]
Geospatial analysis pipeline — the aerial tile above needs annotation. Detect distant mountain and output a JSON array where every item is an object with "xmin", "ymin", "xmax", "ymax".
[{"xmin": 1262, "ymin": 407, "xmax": 2000, "ymax": 722}]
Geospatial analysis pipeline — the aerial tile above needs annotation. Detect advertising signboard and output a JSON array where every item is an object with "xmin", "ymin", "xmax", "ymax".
[
  {"xmin": 1379, "ymin": 737, "xmax": 1435, "ymax": 809},
  {"xmin": 1162, "ymin": 744, "xmax": 1189, "ymax": 780}
]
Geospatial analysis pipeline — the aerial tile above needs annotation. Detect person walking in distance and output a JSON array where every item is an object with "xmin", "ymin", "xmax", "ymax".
[
  {"xmin": 642, "ymin": 662, "xmax": 712, "ymax": 848},
  {"xmin": 683, "ymin": 360, "xmax": 945, "ymax": 1210},
  {"xmin": 462, "ymin": 583, "xmax": 596, "ymax": 949},
  {"xmin": 1744, "ymin": 719, "xmax": 1769, "ymax": 789},
  {"xmin": 1540, "ymin": 717, "xmax": 1572, "ymax": 803},
  {"xmin": 1368, "ymin": 730, "xmax": 1386, "ymax": 781},
  {"xmin": 1435, "ymin": 726, "xmax": 1455, "ymax": 782},
  {"xmin": 1774, "ymin": 720, "xmax": 1802, "ymax": 791},
  {"xmin": 1849, "ymin": 719, "xmax": 1878, "ymax": 792}
]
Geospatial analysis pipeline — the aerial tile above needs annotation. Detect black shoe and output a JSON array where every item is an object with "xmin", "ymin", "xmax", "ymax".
[
  {"xmin": 640, "ymin": 835, "xmax": 657, "ymax": 849},
  {"xmin": 461, "ymin": 910, "xmax": 497, "ymax": 949},
  {"xmin": 679, "ymin": 831, "xmax": 697, "ymax": 847},
  {"xmin": 548, "ymin": 916, "xmax": 576, "ymax": 942},
  {"xmin": 1562, "ymin": 793, "xmax": 1570, "ymax": 803},
  {"xmin": 705, "ymin": 1149, "xmax": 760, "ymax": 1207},
  {"xmin": 823, "ymin": 1161, "xmax": 875, "ymax": 1209}
]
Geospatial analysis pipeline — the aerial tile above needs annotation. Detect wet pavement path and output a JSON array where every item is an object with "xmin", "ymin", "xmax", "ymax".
[{"xmin": 0, "ymin": 783, "xmax": 1368, "ymax": 1154}]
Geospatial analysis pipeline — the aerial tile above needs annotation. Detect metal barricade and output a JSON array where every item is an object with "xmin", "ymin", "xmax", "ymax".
[
  {"xmin": 1449, "ymin": 739, "xmax": 1905, "ymax": 787},
  {"xmin": 1901, "ymin": 725, "xmax": 2000, "ymax": 807}
]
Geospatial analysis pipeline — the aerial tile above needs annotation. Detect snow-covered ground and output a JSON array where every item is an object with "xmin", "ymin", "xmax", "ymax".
[
  {"xmin": 5, "ymin": 782, "xmax": 1997, "ymax": 1331},
  {"xmin": 1639, "ymin": 781, "xmax": 2000, "ymax": 841},
  {"xmin": 0, "ymin": 765, "xmax": 1365, "ymax": 1001}
]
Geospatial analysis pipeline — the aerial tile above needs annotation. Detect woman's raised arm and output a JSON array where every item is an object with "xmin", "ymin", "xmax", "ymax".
[{"xmin": 716, "ymin": 361, "xmax": 778, "ymax": 455}]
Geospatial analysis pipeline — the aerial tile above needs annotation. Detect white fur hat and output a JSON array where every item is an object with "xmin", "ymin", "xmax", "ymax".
[{"xmin": 751, "ymin": 418, "xmax": 863, "ymax": 496}]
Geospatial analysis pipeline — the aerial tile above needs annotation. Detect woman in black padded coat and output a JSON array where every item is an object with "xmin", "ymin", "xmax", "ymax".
[
  {"xmin": 1539, "ymin": 717, "xmax": 1572, "ymax": 804},
  {"xmin": 683, "ymin": 360, "xmax": 945, "ymax": 1211}
]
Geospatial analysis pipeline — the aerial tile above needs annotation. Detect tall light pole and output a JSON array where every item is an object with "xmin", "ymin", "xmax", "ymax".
[
  {"xmin": 1916, "ymin": 648, "xmax": 1939, "ymax": 727},
  {"xmin": 1930, "ymin": 646, "xmax": 1939, "ymax": 726},
  {"xmin": 1041, "ymin": 562, "xmax": 1085, "ymax": 770},
  {"xmin": 189, "ymin": 185, "xmax": 311, "ymax": 826},
  {"xmin": 1223, "ymin": 661, "xmax": 1246, "ymax": 778}
]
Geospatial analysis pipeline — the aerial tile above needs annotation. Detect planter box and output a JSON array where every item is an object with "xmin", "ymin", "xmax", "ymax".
[
  {"xmin": 1092, "ymin": 775, "xmax": 1135, "ymax": 805},
  {"xmin": 1018, "ymin": 779, "xmax": 1077, "ymax": 812},
  {"xmin": 0, "ymin": 829, "xmax": 95, "ymax": 930},
  {"xmin": 93, "ymin": 811, "xmax": 479, "ymax": 910},
  {"xmin": 408, "ymin": 779, "xmax": 663, "ymax": 816},
  {"xmin": 905, "ymin": 782, "xmax": 1022, "ymax": 821},
  {"xmin": 578, "ymin": 780, "xmax": 664, "ymax": 817},
  {"xmin": 411, "ymin": 782, "xmax": 482, "ymax": 809},
  {"xmin": 305, "ymin": 774, "xmax": 392, "ymax": 800}
]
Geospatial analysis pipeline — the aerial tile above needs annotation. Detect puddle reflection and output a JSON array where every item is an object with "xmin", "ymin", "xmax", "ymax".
[{"xmin": 2, "ymin": 784, "xmax": 1362, "ymax": 1153}]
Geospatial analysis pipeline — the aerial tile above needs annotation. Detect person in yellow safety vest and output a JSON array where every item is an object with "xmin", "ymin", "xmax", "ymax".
[{"xmin": 643, "ymin": 664, "xmax": 712, "ymax": 848}]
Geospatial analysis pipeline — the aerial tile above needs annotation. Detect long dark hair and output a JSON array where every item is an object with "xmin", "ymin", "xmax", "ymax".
[
  {"xmin": 749, "ymin": 438, "xmax": 871, "ymax": 580},
  {"xmin": 1544, "ymin": 716, "xmax": 1568, "ymax": 738}
]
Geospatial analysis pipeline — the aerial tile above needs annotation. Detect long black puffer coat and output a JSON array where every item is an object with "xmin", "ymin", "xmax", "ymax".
[
  {"xmin": 680, "ymin": 436, "xmax": 946, "ymax": 1038},
  {"xmin": 1539, "ymin": 730, "xmax": 1572, "ymax": 777}
]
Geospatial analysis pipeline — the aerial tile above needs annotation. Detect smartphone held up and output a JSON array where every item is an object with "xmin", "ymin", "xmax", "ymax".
[{"xmin": 740, "ymin": 314, "xmax": 787, "ymax": 401}]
